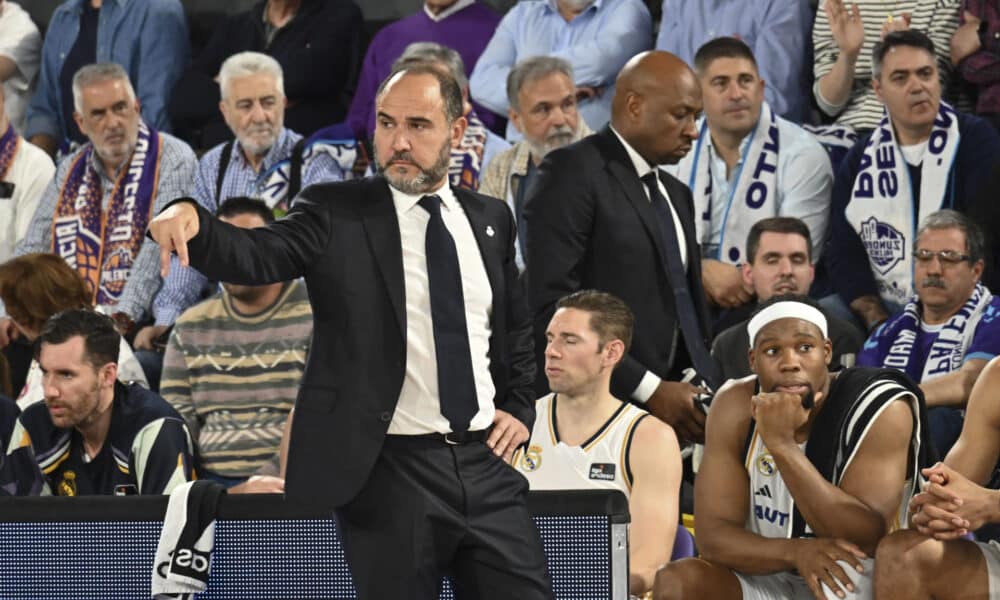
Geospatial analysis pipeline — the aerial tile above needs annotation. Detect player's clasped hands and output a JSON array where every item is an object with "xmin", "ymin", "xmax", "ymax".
[{"xmin": 909, "ymin": 462, "xmax": 995, "ymax": 539}]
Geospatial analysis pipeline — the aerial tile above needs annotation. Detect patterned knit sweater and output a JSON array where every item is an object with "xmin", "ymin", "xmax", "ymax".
[{"xmin": 160, "ymin": 280, "xmax": 312, "ymax": 478}]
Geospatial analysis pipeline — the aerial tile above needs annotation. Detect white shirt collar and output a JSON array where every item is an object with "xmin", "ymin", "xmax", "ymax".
[
  {"xmin": 424, "ymin": 0, "xmax": 474, "ymax": 22},
  {"xmin": 609, "ymin": 125, "xmax": 656, "ymax": 179},
  {"xmin": 544, "ymin": 0, "xmax": 603, "ymax": 17},
  {"xmin": 388, "ymin": 178, "xmax": 459, "ymax": 214}
]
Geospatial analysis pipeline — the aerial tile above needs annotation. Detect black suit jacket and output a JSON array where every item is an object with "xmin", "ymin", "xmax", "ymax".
[
  {"xmin": 180, "ymin": 176, "xmax": 536, "ymax": 509},
  {"xmin": 524, "ymin": 126, "xmax": 716, "ymax": 400}
]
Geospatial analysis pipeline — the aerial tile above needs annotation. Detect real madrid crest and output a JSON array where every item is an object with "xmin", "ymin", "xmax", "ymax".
[
  {"xmin": 57, "ymin": 470, "xmax": 77, "ymax": 496},
  {"xmin": 520, "ymin": 445, "xmax": 542, "ymax": 472},
  {"xmin": 756, "ymin": 453, "xmax": 776, "ymax": 477}
]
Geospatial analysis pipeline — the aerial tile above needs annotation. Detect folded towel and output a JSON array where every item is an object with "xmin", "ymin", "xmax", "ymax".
[{"xmin": 152, "ymin": 480, "xmax": 226, "ymax": 599}]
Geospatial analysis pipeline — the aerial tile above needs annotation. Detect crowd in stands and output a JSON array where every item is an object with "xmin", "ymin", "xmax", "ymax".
[{"xmin": 5, "ymin": 0, "xmax": 1000, "ymax": 597}]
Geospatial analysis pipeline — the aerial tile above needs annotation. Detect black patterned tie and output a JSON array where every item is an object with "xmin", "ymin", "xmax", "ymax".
[
  {"xmin": 418, "ymin": 195, "xmax": 478, "ymax": 432},
  {"xmin": 641, "ymin": 172, "xmax": 719, "ymax": 387}
]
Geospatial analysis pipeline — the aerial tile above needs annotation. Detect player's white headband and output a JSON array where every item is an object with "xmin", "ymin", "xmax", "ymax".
[{"xmin": 747, "ymin": 301, "xmax": 828, "ymax": 345}]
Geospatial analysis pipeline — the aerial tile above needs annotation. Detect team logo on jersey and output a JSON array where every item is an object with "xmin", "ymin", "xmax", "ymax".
[
  {"xmin": 859, "ymin": 217, "xmax": 905, "ymax": 275},
  {"xmin": 756, "ymin": 453, "xmax": 776, "ymax": 477},
  {"xmin": 57, "ymin": 471, "xmax": 77, "ymax": 497},
  {"xmin": 520, "ymin": 445, "xmax": 542, "ymax": 472},
  {"xmin": 589, "ymin": 463, "xmax": 616, "ymax": 481}
]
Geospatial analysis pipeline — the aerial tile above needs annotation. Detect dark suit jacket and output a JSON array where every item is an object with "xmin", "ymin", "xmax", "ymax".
[
  {"xmin": 179, "ymin": 176, "xmax": 536, "ymax": 509},
  {"xmin": 524, "ymin": 126, "xmax": 716, "ymax": 400}
]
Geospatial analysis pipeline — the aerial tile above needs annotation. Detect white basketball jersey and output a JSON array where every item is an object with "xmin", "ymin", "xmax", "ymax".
[
  {"xmin": 745, "ymin": 429, "xmax": 808, "ymax": 539},
  {"xmin": 514, "ymin": 393, "xmax": 649, "ymax": 497}
]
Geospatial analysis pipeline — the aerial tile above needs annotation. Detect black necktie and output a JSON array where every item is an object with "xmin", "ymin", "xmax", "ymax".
[
  {"xmin": 418, "ymin": 195, "xmax": 478, "ymax": 432},
  {"xmin": 513, "ymin": 175, "xmax": 529, "ymax": 263},
  {"xmin": 640, "ymin": 172, "xmax": 719, "ymax": 387}
]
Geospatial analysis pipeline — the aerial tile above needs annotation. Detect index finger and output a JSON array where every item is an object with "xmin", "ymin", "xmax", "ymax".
[
  {"xmin": 501, "ymin": 427, "xmax": 528, "ymax": 463},
  {"xmin": 689, "ymin": 399, "xmax": 707, "ymax": 428},
  {"xmin": 159, "ymin": 242, "xmax": 174, "ymax": 278},
  {"xmin": 933, "ymin": 528, "xmax": 971, "ymax": 541},
  {"xmin": 921, "ymin": 462, "xmax": 949, "ymax": 480},
  {"xmin": 832, "ymin": 539, "xmax": 867, "ymax": 564},
  {"xmin": 486, "ymin": 418, "xmax": 507, "ymax": 450},
  {"xmin": 805, "ymin": 571, "xmax": 839, "ymax": 600},
  {"xmin": 172, "ymin": 228, "xmax": 190, "ymax": 268},
  {"xmin": 823, "ymin": 559, "xmax": 857, "ymax": 594},
  {"xmin": 492, "ymin": 423, "xmax": 518, "ymax": 458},
  {"xmin": 925, "ymin": 481, "xmax": 963, "ymax": 505}
]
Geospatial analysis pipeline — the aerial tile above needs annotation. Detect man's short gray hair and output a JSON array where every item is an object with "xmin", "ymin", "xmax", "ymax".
[
  {"xmin": 506, "ymin": 56, "xmax": 574, "ymax": 111},
  {"xmin": 916, "ymin": 209, "xmax": 986, "ymax": 264},
  {"xmin": 72, "ymin": 63, "xmax": 136, "ymax": 114},
  {"xmin": 218, "ymin": 51, "xmax": 285, "ymax": 100},
  {"xmin": 392, "ymin": 42, "xmax": 468, "ymax": 91}
]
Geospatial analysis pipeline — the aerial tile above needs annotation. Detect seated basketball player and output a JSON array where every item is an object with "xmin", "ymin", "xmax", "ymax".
[
  {"xmin": 654, "ymin": 295, "xmax": 930, "ymax": 600},
  {"xmin": 514, "ymin": 290, "xmax": 682, "ymax": 597}
]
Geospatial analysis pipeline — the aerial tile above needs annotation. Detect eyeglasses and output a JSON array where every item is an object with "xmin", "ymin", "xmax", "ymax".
[{"xmin": 912, "ymin": 249, "xmax": 972, "ymax": 264}]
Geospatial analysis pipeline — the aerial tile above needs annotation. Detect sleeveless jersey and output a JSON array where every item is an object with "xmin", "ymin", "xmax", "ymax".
[
  {"xmin": 514, "ymin": 393, "xmax": 649, "ymax": 497},
  {"xmin": 745, "ymin": 431, "xmax": 807, "ymax": 539},
  {"xmin": 742, "ymin": 368, "xmax": 925, "ymax": 539}
]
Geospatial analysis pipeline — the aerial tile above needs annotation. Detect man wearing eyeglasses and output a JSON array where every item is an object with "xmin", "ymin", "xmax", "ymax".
[
  {"xmin": 827, "ymin": 30, "xmax": 1000, "ymax": 333},
  {"xmin": 858, "ymin": 209, "xmax": 1000, "ymax": 455}
]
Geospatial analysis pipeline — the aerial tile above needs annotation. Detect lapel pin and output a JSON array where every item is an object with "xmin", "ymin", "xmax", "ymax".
[{"xmin": 486, "ymin": 226, "xmax": 495, "ymax": 237}]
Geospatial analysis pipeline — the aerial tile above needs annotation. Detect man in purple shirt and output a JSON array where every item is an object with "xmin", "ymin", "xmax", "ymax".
[{"xmin": 345, "ymin": 0, "xmax": 502, "ymax": 138}]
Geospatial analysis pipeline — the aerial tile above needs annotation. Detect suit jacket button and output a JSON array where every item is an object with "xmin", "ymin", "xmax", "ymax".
[{"xmin": 380, "ymin": 411, "xmax": 392, "ymax": 422}]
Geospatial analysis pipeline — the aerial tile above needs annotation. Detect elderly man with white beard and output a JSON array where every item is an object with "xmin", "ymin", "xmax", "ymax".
[
  {"xmin": 132, "ymin": 51, "xmax": 342, "ymax": 386},
  {"xmin": 480, "ymin": 56, "xmax": 590, "ymax": 272}
]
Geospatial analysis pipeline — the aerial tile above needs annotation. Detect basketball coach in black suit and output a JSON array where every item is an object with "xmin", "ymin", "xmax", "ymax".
[
  {"xmin": 149, "ymin": 66, "xmax": 551, "ymax": 599},
  {"xmin": 524, "ymin": 51, "xmax": 719, "ymax": 444}
]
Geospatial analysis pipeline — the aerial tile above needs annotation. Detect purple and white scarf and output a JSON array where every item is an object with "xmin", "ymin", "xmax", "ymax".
[{"xmin": 51, "ymin": 122, "xmax": 161, "ymax": 306}]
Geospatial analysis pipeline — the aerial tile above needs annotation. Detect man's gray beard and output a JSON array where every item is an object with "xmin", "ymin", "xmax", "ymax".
[
  {"xmin": 238, "ymin": 128, "xmax": 277, "ymax": 158},
  {"xmin": 560, "ymin": 0, "xmax": 595, "ymax": 10},
  {"xmin": 526, "ymin": 122, "xmax": 584, "ymax": 160},
  {"xmin": 377, "ymin": 138, "xmax": 452, "ymax": 195}
]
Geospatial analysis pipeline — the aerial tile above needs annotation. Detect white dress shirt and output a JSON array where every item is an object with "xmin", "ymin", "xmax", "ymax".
[
  {"xmin": 609, "ymin": 126, "xmax": 687, "ymax": 402},
  {"xmin": 0, "ymin": 136, "xmax": 54, "ymax": 264},
  {"xmin": 424, "ymin": 0, "xmax": 474, "ymax": 22},
  {"xmin": 0, "ymin": 2, "xmax": 41, "ymax": 134},
  {"xmin": 387, "ymin": 180, "xmax": 496, "ymax": 434},
  {"xmin": 663, "ymin": 114, "xmax": 833, "ymax": 260}
]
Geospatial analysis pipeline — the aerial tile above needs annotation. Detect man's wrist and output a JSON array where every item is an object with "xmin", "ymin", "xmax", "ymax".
[
  {"xmin": 632, "ymin": 371, "xmax": 661, "ymax": 403},
  {"xmin": 761, "ymin": 433, "xmax": 799, "ymax": 459},
  {"xmin": 780, "ymin": 538, "xmax": 802, "ymax": 570},
  {"xmin": 839, "ymin": 48, "xmax": 861, "ymax": 65},
  {"xmin": 991, "ymin": 489, "xmax": 1000, "ymax": 523}
]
